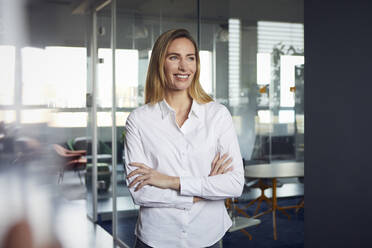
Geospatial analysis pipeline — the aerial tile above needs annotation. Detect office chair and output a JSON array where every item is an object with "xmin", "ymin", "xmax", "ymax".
[
  {"xmin": 225, "ymin": 198, "xmax": 261, "ymax": 240},
  {"xmin": 53, "ymin": 144, "xmax": 87, "ymax": 184}
]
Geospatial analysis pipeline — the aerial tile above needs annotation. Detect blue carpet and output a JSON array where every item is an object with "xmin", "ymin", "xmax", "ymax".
[{"xmin": 98, "ymin": 197, "xmax": 304, "ymax": 248}]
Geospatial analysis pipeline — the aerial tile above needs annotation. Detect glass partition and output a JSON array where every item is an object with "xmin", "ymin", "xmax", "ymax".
[
  {"xmin": 96, "ymin": 0, "xmax": 305, "ymax": 246},
  {"xmin": 199, "ymin": 0, "xmax": 304, "ymax": 166},
  {"xmin": 86, "ymin": 2, "xmax": 114, "ymax": 222},
  {"xmin": 111, "ymin": 0, "xmax": 198, "ymax": 246},
  {"xmin": 0, "ymin": 0, "xmax": 304, "ymax": 246}
]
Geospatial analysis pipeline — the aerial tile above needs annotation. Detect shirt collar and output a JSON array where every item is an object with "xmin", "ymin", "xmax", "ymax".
[
  {"xmin": 159, "ymin": 99, "xmax": 174, "ymax": 119},
  {"xmin": 189, "ymin": 100, "xmax": 203, "ymax": 119},
  {"xmin": 158, "ymin": 99, "xmax": 204, "ymax": 120}
]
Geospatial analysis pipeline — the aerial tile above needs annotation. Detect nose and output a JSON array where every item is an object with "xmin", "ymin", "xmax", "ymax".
[{"xmin": 178, "ymin": 58, "xmax": 186, "ymax": 71}]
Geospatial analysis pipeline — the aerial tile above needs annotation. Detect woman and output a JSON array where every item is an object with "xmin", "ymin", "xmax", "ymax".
[{"xmin": 124, "ymin": 29, "xmax": 245, "ymax": 248}]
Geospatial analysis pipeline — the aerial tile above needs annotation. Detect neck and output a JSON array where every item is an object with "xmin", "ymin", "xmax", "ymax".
[{"xmin": 164, "ymin": 90, "xmax": 192, "ymax": 114}]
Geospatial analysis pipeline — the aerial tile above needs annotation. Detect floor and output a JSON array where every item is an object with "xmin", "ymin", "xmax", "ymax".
[
  {"xmin": 57, "ymin": 166, "xmax": 304, "ymax": 248},
  {"xmin": 56, "ymin": 199, "xmax": 116, "ymax": 248}
]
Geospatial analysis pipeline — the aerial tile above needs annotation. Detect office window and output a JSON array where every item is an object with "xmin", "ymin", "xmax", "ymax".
[
  {"xmin": 0, "ymin": 46, "xmax": 15, "ymax": 105},
  {"xmin": 258, "ymin": 110, "xmax": 271, "ymax": 123},
  {"xmin": 21, "ymin": 47, "xmax": 47, "ymax": 106},
  {"xmin": 98, "ymin": 48, "xmax": 139, "ymax": 108},
  {"xmin": 279, "ymin": 110, "xmax": 295, "ymax": 123},
  {"xmin": 48, "ymin": 112, "xmax": 87, "ymax": 127},
  {"xmin": 21, "ymin": 46, "xmax": 87, "ymax": 108},
  {"xmin": 0, "ymin": 111, "xmax": 15, "ymax": 123},
  {"xmin": 228, "ymin": 18, "xmax": 241, "ymax": 106},
  {"xmin": 199, "ymin": 51, "xmax": 213, "ymax": 94},
  {"xmin": 257, "ymin": 21, "xmax": 304, "ymax": 53},
  {"xmin": 45, "ymin": 46, "xmax": 87, "ymax": 108},
  {"xmin": 116, "ymin": 49, "xmax": 139, "ymax": 108},
  {"xmin": 280, "ymin": 55, "xmax": 304, "ymax": 107},
  {"xmin": 256, "ymin": 21, "xmax": 304, "ymax": 125},
  {"xmin": 21, "ymin": 109, "xmax": 50, "ymax": 124},
  {"xmin": 257, "ymin": 53, "xmax": 271, "ymax": 86}
]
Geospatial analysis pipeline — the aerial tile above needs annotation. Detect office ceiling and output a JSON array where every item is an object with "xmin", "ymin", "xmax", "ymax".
[{"xmin": 26, "ymin": 0, "xmax": 303, "ymax": 23}]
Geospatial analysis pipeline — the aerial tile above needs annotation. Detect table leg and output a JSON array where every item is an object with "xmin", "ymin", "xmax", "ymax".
[{"xmin": 272, "ymin": 178, "xmax": 277, "ymax": 240}]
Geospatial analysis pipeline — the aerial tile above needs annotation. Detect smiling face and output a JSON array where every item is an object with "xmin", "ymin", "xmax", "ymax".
[{"xmin": 163, "ymin": 37, "xmax": 197, "ymax": 92}]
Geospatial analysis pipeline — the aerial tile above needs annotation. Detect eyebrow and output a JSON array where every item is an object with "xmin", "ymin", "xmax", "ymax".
[{"xmin": 167, "ymin": 52, "xmax": 196, "ymax": 56}]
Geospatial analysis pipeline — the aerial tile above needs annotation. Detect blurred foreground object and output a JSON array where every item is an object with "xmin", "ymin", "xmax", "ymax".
[{"xmin": 2, "ymin": 219, "xmax": 62, "ymax": 248}]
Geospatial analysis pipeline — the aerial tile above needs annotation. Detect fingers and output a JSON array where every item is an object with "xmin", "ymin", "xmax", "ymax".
[
  {"xmin": 127, "ymin": 168, "xmax": 148, "ymax": 179},
  {"xmin": 135, "ymin": 180, "xmax": 149, "ymax": 191},
  {"xmin": 217, "ymin": 157, "xmax": 233, "ymax": 174},
  {"xmin": 210, "ymin": 153, "xmax": 229, "ymax": 176},
  {"xmin": 129, "ymin": 162, "xmax": 147, "ymax": 168},
  {"xmin": 210, "ymin": 153, "xmax": 227, "ymax": 175},
  {"xmin": 224, "ymin": 166, "xmax": 234, "ymax": 173},
  {"xmin": 128, "ymin": 174, "xmax": 150, "ymax": 188},
  {"xmin": 211, "ymin": 153, "xmax": 219, "ymax": 168},
  {"xmin": 209, "ymin": 153, "xmax": 220, "ymax": 176},
  {"xmin": 127, "ymin": 163, "xmax": 152, "ymax": 190}
]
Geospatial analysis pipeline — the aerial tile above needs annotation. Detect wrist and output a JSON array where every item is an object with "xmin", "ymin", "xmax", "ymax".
[{"xmin": 169, "ymin": 176, "xmax": 180, "ymax": 191}]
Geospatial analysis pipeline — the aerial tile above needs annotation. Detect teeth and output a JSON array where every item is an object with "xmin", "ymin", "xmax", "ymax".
[{"xmin": 175, "ymin": 74, "xmax": 188, "ymax": 79}]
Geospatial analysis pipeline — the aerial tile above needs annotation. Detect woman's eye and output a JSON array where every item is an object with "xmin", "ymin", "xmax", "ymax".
[
  {"xmin": 169, "ymin": 56, "xmax": 178, "ymax": 60},
  {"xmin": 188, "ymin": 56, "xmax": 195, "ymax": 61}
]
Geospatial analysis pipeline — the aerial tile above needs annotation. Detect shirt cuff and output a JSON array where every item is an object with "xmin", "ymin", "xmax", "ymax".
[
  {"xmin": 180, "ymin": 176, "xmax": 202, "ymax": 197},
  {"xmin": 175, "ymin": 195, "xmax": 194, "ymax": 210}
]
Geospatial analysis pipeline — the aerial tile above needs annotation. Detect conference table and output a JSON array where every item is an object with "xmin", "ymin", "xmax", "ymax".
[{"xmin": 245, "ymin": 161, "xmax": 304, "ymax": 240}]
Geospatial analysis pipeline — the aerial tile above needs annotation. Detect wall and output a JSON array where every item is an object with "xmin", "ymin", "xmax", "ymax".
[{"xmin": 305, "ymin": 0, "xmax": 372, "ymax": 247}]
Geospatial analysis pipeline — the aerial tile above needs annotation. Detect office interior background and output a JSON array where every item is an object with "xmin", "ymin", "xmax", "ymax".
[{"xmin": 1, "ymin": 0, "xmax": 371, "ymax": 247}]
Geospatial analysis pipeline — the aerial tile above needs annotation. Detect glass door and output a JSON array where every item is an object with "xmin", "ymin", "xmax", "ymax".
[{"xmin": 86, "ymin": 0, "xmax": 113, "ymax": 223}]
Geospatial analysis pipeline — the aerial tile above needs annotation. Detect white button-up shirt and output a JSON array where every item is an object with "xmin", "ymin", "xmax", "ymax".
[{"xmin": 124, "ymin": 99, "xmax": 244, "ymax": 248}]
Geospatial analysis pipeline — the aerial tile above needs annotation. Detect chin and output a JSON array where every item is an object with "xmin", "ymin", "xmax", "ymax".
[
  {"xmin": 168, "ymin": 82, "xmax": 192, "ymax": 91},
  {"xmin": 177, "ymin": 84, "xmax": 192, "ymax": 91}
]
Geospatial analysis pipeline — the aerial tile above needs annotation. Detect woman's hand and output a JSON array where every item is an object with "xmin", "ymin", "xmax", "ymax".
[
  {"xmin": 127, "ymin": 162, "xmax": 180, "ymax": 192},
  {"xmin": 209, "ymin": 153, "xmax": 233, "ymax": 176},
  {"xmin": 193, "ymin": 154, "xmax": 233, "ymax": 204}
]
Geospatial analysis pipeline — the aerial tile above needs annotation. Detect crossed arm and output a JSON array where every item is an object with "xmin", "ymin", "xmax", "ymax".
[
  {"xmin": 124, "ymin": 110, "xmax": 244, "ymax": 209},
  {"xmin": 127, "ymin": 153, "xmax": 233, "ymax": 203}
]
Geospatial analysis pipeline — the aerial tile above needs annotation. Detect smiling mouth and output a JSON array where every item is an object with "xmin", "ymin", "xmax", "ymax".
[{"xmin": 174, "ymin": 74, "xmax": 190, "ymax": 79}]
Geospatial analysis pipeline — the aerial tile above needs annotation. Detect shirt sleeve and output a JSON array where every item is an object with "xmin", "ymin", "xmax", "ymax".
[
  {"xmin": 124, "ymin": 111, "xmax": 194, "ymax": 210},
  {"xmin": 179, "ymin": 106, "xmax": 245, "ymax": 200}
]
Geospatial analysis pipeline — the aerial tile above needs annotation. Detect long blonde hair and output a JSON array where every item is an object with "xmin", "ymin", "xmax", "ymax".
[{"xmin": 145, "ymin": 29, "xmax": 213, "ymax": 104}]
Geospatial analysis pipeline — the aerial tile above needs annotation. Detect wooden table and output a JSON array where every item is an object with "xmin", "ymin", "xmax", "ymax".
[{"xmin": 245, "ymin": 161, "xmax": 304, "ymax": 240}]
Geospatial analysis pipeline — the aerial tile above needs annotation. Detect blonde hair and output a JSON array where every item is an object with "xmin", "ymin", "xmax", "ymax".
[{"xmin": 145, "ymin": 29, "xmax": 213, "ymax": 104}]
